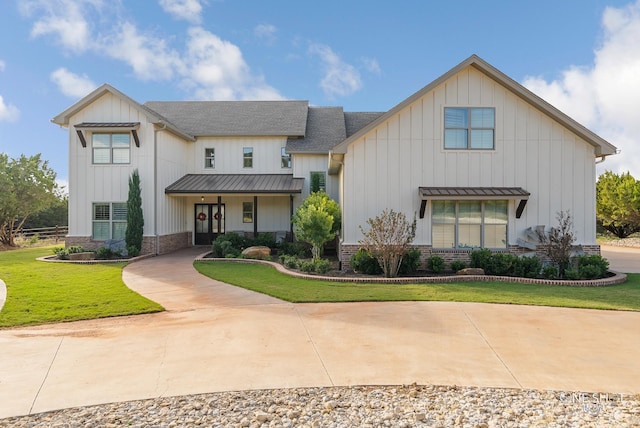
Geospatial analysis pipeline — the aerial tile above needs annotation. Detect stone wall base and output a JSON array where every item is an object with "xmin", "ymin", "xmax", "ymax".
[
  {"xmin": 65, "ymin": 232, "xmax": 192, "ymax": 256},
  {"xmin": 339, "ymin": 243, "xmax": 602, "ymax": 270}
]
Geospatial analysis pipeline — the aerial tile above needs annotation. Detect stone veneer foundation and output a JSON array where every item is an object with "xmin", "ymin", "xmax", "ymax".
[
  {"xmin": 339, "ymin": 243, "xmax": 601, "ymax": 270},
  {"xmin": 65, "ymin": 232, "xmax": 193, "ymax": 256}
]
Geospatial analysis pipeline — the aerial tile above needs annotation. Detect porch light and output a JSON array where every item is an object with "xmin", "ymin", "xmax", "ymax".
[{"xmin": 201, "ymin": 196, "xmax": 205, "ymax": 202}]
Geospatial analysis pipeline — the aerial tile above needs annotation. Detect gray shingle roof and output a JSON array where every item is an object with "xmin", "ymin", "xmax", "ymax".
[
  {"xmin": 165, "ymin": 174, "xmax": 304, "ymax": 194},
  {"xmin": 286, "ymin": 107, "xmax": 347, "ymax": 153},
  {"xmin": 144, "ymin": 101, "xmax": 309, "ymax": 137},
  {"xmin": 344, "ymin": 112, "xmax": 384, "ymax": 137}
]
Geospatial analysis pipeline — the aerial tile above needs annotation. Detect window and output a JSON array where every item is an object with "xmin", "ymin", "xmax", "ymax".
[
  {"xmin": 281, "ymin": 147, "xmax": 291, "ymax": 168},
  {"xmin": 243, "ymin": 202, "xmax": 253, "ymax": 223},
  {"xmin": 93, "ymin": 202, "xmax": 127, "ymax": 240},
  {"xmin": 93, "ymin": 133, "xmax": 131, "ymax": 164},
  {"xmin": 205, "ymin": 148, "xmax": 215, "ymax": 168},
  {"xmin": 243, "ymin": 147, "xmax": 253, "ymax": 168},
  {"xmin": 444, "ymin": 107, "xmax": 495, "ymax": 150},
  {"xmin": 432, "ymin": 200, "xmax": 507, "ymax": 248},
  {"xmin": 310, "ymin": 171, "xmax": 326, "ymax": 192}
]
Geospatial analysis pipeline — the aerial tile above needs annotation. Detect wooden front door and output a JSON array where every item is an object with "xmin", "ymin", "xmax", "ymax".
[{"xmin": 194, "ymin": 204, "xmax": 225, "ymax": 245}]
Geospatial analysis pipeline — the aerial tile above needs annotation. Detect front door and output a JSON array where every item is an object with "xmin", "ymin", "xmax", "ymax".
[{"xmin": 195, "ymin": 204, "xmax": 225, "ymax": 245}]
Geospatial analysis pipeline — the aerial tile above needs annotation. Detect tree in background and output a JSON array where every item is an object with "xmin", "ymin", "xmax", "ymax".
[
  {"xmin": 596, "ymin": 171, "xmax": 640, "ymax": 238},
  {"xmin": 359, "ymin": 209, "xmax": 416, "ymax": 278},
  {"xmin": 292, "ymin": 191, "xmax": 341, "ymax": 260},
  {"xmin": 0, "ymin": 153, "xmax": 58, "ymax": 246},
  {"xmin": 125, "ymin": 169, "xmax": 144, "ymax": 256},
  {"xmin": 23, "ymin": 195, "xmax": 68, "ymax": 229}
]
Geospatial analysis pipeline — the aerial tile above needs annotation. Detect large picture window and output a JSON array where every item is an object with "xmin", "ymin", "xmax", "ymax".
[
  {"xmin": 93, "ymin": 202, "xmax": 127, "ymax": 240},
  {"xmin": 444, "ymin": 107, "xmax": 495, "ymax": 150},
  {"xmin": 92, "ymin": 133, "xmax": 131, "ymax": 164},
  {"xmin": 432, "ymin": 200, "xmax": 507, "ymax": 248}
]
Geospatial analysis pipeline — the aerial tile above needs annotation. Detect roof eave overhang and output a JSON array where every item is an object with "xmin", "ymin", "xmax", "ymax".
[{"xmin": 328, "ymin": 151, "xmax": 344, "ymax": 175}]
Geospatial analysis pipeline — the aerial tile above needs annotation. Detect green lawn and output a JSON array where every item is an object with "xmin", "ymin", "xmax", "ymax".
[
  {"xmin": 0, "ymin": 246, "xmax": 163, "ymax": 328},
  {"xmin": 194, "ymin": 261, "xmax": 640, "ymax": 311}
]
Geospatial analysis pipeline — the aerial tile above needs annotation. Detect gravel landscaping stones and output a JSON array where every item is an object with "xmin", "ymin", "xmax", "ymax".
[{"xmin": 2, "ymin": 385, "xmax": 638, "ymax": 427}]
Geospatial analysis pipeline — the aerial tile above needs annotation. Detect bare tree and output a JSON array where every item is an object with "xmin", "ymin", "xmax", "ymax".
[
  {"xmin": 359, "ymin": 209, "xmax": 416, "ymax": 278},
  {"xmin": 536, "ymin": 210, "xmax": 577, "ymax": 278}
]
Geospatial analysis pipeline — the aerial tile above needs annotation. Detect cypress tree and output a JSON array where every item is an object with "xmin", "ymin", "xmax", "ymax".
[{"xmin": 125, "ymin": 169, "xmax": 144, "ymax": 256}]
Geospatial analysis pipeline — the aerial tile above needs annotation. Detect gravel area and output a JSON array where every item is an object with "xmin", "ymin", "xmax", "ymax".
[
  {"xmin": 2, "ymin": 385, "xmax": 638, "ymax": 427},
  {"xmin": 600, "ymin": 237, "xmax": 640, "ymax": 247}
]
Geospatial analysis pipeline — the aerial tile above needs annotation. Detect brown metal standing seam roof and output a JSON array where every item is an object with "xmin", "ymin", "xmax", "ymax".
[
  {"xmin": 419, "ymin": 187, "xmax": 530, "ymax": 199},
  {"xmin": 165, "ymin": 174, "xmax": 304, "ymax": 194}
]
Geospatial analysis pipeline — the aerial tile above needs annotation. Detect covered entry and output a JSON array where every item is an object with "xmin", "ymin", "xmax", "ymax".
[
  {"xmin": 166, "ymin": 174, "xmax": 304, "ymax": 245},
  {"xmin": 194, "ymin": 203, "xmax": 225, "ymax": 245}
]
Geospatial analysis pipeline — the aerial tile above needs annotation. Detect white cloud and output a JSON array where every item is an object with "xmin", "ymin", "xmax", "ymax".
[
  {"xmin": 309, "ymin": 43, "xmax": 362, "ymax": 98},
  {"xmin": 19, "ymin": 0, "xmax": 98, "ymax": 54},
  {"xmin": 361, "ymin": 57, "xmax": 381, "ymax": 75},
  {"xmin": 103, "ymin": 22, "xmax": 184, "ymax": 81},
  {"xmin": 0, "ymin": 95, "xmax": 20, "ymax": 122},
  {"xmin": 50, "ymin": 68, "xmax": 97, "ymax": 98},
  {"xmin": 522, "ymin": 0, "xmax": 640, "ymax": 178},
  {"xmin": 158, "ymin": 0, "xmax": 204, "ymax": 24},
  {"xmin": 183, "ymin": 27, "xmax": 283, "ymax": 100},
  {"xmin": 254, "ymin": 24, "xmax": 277, "ymax": 44}
]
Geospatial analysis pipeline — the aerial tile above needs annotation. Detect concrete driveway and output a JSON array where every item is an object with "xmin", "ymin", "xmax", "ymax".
[{"xmin": 0, "ymin": 247, "xmax": 639, "ymax": 419}]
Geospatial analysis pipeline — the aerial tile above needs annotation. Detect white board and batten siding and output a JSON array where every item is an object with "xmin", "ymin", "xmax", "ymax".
[
  {"xmin": 192, "ymin": 137, "xmax": 290, "ymax": 174},
  {"xmin": 341, "ymin": 67, "xmax": 598, "ymax": 246},
  {"xmin": 156, "ymin": 130, "xmax": 191, "ymax": 235},
  {"xmin": 67, "ymin": 93, "xmax": 157, "ymax": 237},
  {"xmin": 292, "ymin": 153, "xmax": 339, "ymax": 202}
]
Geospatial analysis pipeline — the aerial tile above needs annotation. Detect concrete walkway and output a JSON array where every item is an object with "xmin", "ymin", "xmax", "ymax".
[{"xmin": 1, "ymin": 247, "xmax": 639, "ymax": 419}]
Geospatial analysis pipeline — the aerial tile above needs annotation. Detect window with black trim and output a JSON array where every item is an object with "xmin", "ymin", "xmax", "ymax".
[
  {"xmin": 444, "ymin": 107, "xmax": 495, "ymax": 150},
  {"xmin": 92, "ymin": 133, "xmax": 131, "ymax": 164},
  {"xmin": 432, "ymin": 200, "xmax": 507, "ymax": 248},
  {"xmin": 243, "ymin": 202, "xmax": 253, "ymax": 223},
  {"xmin": 310, "ymin": 171, "xmax": 326, "ymax": 192},
  {"xmin": 93, "ymin": 202, "xmax": 127, "ymax": 240},
  {"xmin": 281, "ymin": 147, "xmax": 291, "ymax": 168},
  {"xmin": 205, "ymin": 148, "xmax": 215, "ymax": 168},
  {"xmin": 243, "ymin": 147, "xmax": 253, "ymax": 168}
]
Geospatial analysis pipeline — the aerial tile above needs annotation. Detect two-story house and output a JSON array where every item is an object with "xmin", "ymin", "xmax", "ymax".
[{"xmin": 52, "ymin": 55, "xmax": 617, "ymax": 266}]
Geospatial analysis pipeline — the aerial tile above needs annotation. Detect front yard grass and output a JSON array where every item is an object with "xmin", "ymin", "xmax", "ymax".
[
  {"xmin": 0, "ymin": 246, "xmax": 163, "ymax": 328},
  {"xmin": 194, "ymin": 261, "xmax": 640, "ymax": 311}
]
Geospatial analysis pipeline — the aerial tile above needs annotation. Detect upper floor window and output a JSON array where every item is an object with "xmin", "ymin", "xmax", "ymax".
[
  {"xmin": 243, "ymin": 147, "xmax": 253, "ymax": 168},
  {"xmin": 432, "ymin": 200, "xmax": 507, "ymax": 249},
  {"xmin": 93, "ymin": 133, "xmax": 130, "ymax": 164},
  {"xmin": 205, "ymin": 148, "xmax": 215, "ymax": 168},
  {"xmin": 93, "ymin": 202, "xmax": 127, "ymax": 240},
  {"xmin": 444, "ymin": 107, "xmax": 495, "ymax": 150},
  {"xmin": 310, "ymin": 171, "xmax": 326, "ymax": 192},
  {"xmin": 281, "ymin": 147, "xmax": 291, "ymax": 168}
]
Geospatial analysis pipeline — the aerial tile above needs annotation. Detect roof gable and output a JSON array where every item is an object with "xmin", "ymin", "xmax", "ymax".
[
  {"xmin": 332, "ymin": 55, "xmax": 617, "ymax": 157},
  {"xmin": 51, "ymin": 84, "xmax": 195, "ymax": 141},
  {"xmin": 144, "ymin": 100, "xmax": 309, "ymax": 137}
]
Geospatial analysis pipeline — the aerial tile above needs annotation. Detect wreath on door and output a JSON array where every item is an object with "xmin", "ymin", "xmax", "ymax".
[
  {"xmin": 213, "ymin": 212, "xmax": 222, "ymax": 221},
  {"xmin": 197, "ymin": 212, "xmax": 207, "ymax": 221}
]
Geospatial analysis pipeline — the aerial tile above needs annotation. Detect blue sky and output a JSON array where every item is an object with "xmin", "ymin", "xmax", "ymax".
[{"xmin": 1, "ymin": 0, "xmax": 639, "ymax": 190}]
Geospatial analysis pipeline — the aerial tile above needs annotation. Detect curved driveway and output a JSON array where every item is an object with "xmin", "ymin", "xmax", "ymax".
[{"xmin": 0, "ymin": 247, "xmax": 639, "ymax": 419}]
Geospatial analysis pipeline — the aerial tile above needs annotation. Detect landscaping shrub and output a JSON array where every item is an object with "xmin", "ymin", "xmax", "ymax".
[
  {"xmin": 542, "ymin": 264, "xmax": 559, "ymax": 279},
  {"xmin": 314, "ymin": 259, "xmax": 332, "ymax": 274},
  {"xmin": 253, "ymin": 233, "xmax": 277, "ymax": 249},
  {"xmin": 279, "ymin": 241, "xmax": 311, "ymax": 258},
  {"xmin": 95, "ymin": 247, "xmax": 113, "ymax": 260},
  {"xmin": 279, "ymin": 255, "xmax": 300, "ymax": 269},
  {"xmin": 564, "ymin": 268, "xmax": 581, "ymax": 280},
  {"xmin": 126, "ymin": 245, "xmax": 140, "ymax": 258},
  {"xmin": 54, "ymin": 245, "xmax": 85, "ymax": 260},
  {"xmin": 487, "ymin": 252, "xmax": 518, "ymax": 276},
  {"xmin": 450, "ymin": 260, "xmax": 466, "ymax": 273},
  {"xmin": 350, "ymin": 248, "xmax": 382, "ymax": 275},
  {"xmin": 299, "ymin": 260, "xmax": 316, "ymax": 273},
  {"xmin": 514, "ymin": 256, "xmax": 542, "ymax": 278},
  {"xmin": 470, "ymin": 249, "xmax": 492, "ymax": 270},
  {"xmin": 577, "ymin": 255, "xmax": 609, "ymax": 279},
  {"xmin": 398, "ymin": 248, "xmax": 421, "ymax": 275},
  {"xmin": 427, "ymin": 255, "xmax": 445, "ymax": 273},
  {"xmin": 212, "ymin": 233, "xmax": 248, "ymax": 258}
]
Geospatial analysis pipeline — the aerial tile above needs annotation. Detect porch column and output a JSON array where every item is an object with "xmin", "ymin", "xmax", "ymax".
[
  {"xmin": 253, "ymin": 196, "xmax": 258, "ymax": 237},
  {"xmin": 290, "ymin": 194, "xmax": 294, "ymax": 241},
  {"xmin": 216, "ymin": 196, "xmax": 222, "ymax": 233}
]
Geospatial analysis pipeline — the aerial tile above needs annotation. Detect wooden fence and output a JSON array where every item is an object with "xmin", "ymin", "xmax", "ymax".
[{"xmin": 19, "ymin": 226, "xmax": 68, "ymax": 242}]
